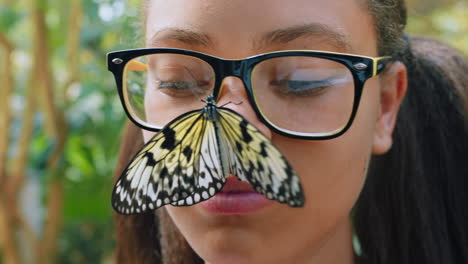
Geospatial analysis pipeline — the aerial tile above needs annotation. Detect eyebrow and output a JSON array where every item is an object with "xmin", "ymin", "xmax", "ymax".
[
  {"xmin": 148, "ymin": 23, "xmax": 352, "ymax": 52},
  {"xmin": 256, "ymin": 23, "xmax": 353, "ymax": 52},
  {"xmin": 148, "ymin": 28, "xmax": 213, "ymax": 47}
]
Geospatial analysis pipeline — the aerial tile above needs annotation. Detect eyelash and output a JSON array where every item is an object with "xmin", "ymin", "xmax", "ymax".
[
  {"xmin": 157, "ymin": 81, "xmax": 211, "ymax": 97},
  {"xmin": 271, "ymin": 79, "xmax": 331, "ymax": 97}
]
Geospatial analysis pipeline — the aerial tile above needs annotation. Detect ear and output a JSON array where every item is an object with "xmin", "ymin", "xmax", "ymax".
[{"xmin": 372, "ymin": 61, "xmax": 408, "ymax": 155}]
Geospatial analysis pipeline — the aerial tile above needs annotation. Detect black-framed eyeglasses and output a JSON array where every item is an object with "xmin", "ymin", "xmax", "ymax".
[{"xmin": 107, "ymin": 48, "xmax": 391, "ymax": 140}]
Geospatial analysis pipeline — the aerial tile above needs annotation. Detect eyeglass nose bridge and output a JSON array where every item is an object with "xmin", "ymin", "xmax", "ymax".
[
  {"xmin": 213, "ymin": 59, "xmax": 250, "ymax": 98},
  {"xmin": 218, "ymin": 59, "xmax": 244, "ymax": 78}
]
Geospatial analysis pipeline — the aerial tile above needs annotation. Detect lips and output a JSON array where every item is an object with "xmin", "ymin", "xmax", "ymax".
[
  {"xmin": 197, "ymin": 175, "xmax": 274, "ymax": 214},
  {"xmin": 219, "ymin": 175, "xmax": 256, "ymax": 193}
]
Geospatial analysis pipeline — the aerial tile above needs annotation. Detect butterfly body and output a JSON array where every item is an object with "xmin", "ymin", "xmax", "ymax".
[
  {"xmin": 112, "ymin": 95, "xmax": 304, "ymax": 215},
  {"xmin": 203, "ymin": 95, "xmax": 221, "ymax": 121}
]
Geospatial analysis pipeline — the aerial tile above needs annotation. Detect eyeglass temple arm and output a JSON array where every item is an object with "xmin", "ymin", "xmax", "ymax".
[{"xmin": 373, "ymin": 56, "xmax": 393, "ymax": 76}]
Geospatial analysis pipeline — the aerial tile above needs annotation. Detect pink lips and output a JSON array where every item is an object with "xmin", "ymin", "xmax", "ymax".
[{"xmin": 198, "ymin": 175, "xmax": 274, "ymax": 214}]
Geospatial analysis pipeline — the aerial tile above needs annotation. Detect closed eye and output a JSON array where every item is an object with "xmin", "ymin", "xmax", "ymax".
[
  {"xmin": 157, "ymin": 80, "xmax": 211, "ymax": 98},
  {"xmin": 271, "ymin": 78, "xmax": 332, "ymax": 97}
]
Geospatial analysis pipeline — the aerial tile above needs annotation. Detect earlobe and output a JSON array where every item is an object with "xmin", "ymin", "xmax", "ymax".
[{"xmin": 372, "ymin": 62, "xmax": 408, "ymax": 155}]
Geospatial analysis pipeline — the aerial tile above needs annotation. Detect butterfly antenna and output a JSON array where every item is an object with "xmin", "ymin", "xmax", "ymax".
[{"xmin": 220, "ymin": 100, "xmax": 243, "ymax": 107}]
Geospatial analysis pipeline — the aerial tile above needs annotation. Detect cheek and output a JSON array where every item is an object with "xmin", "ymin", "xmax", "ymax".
[
  {"xmin": 274, "ymin": 132, "xmax": 372, "ymax": 227},
  {"xmin": 272, "ymin": 131, "xmax": 372, "ymax": 230},
  {"xmin": 142, "ymin": 130, "xmax": 156, "ymax": 143}
]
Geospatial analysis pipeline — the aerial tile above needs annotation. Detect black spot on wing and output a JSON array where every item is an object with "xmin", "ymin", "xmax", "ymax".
[
  {"xmin": 257, "ymin": 159, "xmax": 264, "ymax": 171},
  {"xmin": 146, "ymin": 152, "xmax": 157, "ymax": 166},
  {"xmin": 199, "ymin": 171, "xmax": 206, "ymax": 180},
  {"xmin": 161, "ymin": 128, "xmax": 176, "ymax": 149},
  {"xmin": 182, "ymin": 146, "xmax": 192, "ymax": 162},
  {"xmin": 160, "ymin": 166, "xmax": 168, "ymax": 178},
  {"xmin": 259, "ymin": 142, "xmax": 268, "ymax": 157},
  {"xmin": 240, "ymin": 119, "xmax": 253, "ymax": 143},
  {"xmin": 236, "ymin": 141, "xmax": 243, "ymax": 152}
]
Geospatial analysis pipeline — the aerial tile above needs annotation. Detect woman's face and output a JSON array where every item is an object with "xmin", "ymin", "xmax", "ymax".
[{"xmin": 143, "ymin": 0, "xmax": 402, "ymax": 263}]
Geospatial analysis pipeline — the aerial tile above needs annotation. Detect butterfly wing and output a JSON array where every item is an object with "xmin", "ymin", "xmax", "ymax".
[
  {"xmin": 217, "ymin": 107, "xmax": 305, "ymax": 207},
  {"xmin": 171, "ymin": 116, "xmax": 228, "ymax": 206},
  {"xmin": 112, "ymin": 109, "xmax": 207, "ymax": 215}
]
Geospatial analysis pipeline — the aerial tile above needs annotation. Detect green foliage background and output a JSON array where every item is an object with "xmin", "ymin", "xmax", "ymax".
[
  {"xmin": 0, "ymin": 0, "xmax": 466, "ymax": 263},
  {"xmin": 1, "ymin": 0, "xmax": 142, "ymax": 262},
  {"xmin": 407, "ymin": 1, "xmax": 468, "ymax": 51}
]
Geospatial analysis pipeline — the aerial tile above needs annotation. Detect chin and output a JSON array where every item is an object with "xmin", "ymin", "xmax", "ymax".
[
  {"xmin": 167, "ymin": 206, "xmax": 291, "ymax": 264},
  {"xmin": 191, "ymin": 233, "xmax": 271, "ymax": 264},
  {"xmin": 200, "ymin": 252, "xmax": 256, "ymax": 264}
]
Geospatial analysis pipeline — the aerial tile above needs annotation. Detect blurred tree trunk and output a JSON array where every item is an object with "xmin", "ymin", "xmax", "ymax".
[
  {"xmin": 36, "ymin": 0, "xmax": 83, "ymax": 261},
  {"xmin": 0, "ymin": 0, "xmax": 78, "ymax": 262},
  {"xmin": 0, "ymin": 31, "xmax": 21, "ymax": 264},
  {"xmin": 0, "ymin": 34, "xmax": 13, "ymax": 198},
  {"xmin": 62, "ymin": 0, "xmax": 82, "ymax": 102},
  {"xmin": 30, "ymin": 0, "xmax": 68, "ymax": 263}
]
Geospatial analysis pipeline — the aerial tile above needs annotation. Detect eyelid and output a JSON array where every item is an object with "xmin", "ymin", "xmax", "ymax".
[
  {"xmin": 159, "ymin": 81, "xmax": 199, "ymax": 90},
  {"xmin": 271, "ymin": 73, "xmax": 352, "ymax": 96},
  {"xmin": 272, "ymin": 80, "xmax": 328, "ymax": 97},
  {"xmin": 156, "ymin": 81, "xmax": 211, "ymax": 98},
  {"xmin": 272, "ymin": 79, "xmax": 329, "ymax": 90},
  {"xmin": 276, "ymin": 72, "xmax": 351, "ymax": 84}
]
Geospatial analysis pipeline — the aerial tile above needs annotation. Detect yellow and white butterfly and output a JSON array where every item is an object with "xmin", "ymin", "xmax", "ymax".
[{"xmin": 112, "ymin": 95, "xmax": 305, "ymax": 215}]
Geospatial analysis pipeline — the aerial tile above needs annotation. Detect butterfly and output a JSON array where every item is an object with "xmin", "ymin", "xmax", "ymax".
[{"xmin": 112, "ymin": 94, "xmax": 305, "ymax": 215}]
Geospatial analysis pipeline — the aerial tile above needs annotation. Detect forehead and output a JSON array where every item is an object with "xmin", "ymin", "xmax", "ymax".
[{"xmin": 146, "ymin": 0, "xmax": 377, "ymax": 57}]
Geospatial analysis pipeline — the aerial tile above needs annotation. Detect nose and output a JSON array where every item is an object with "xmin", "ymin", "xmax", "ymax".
[{"xmin": 216, "ymin": 76, "xmax": 272, "ymax": 139}]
